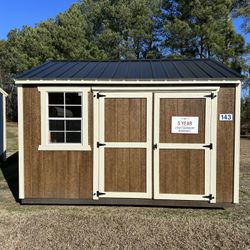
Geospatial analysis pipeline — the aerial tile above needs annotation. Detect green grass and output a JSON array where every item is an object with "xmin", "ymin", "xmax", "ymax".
[
  {"xmin": 6, "ymin": 122, "xmax": 18, "ymax": 157},
  {"xmin": 0, "ymin": 123, "xmax": 249, "ymax": 249}
]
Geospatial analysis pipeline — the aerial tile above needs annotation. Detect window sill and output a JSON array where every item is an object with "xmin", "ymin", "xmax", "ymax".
[{"xmin": 38, "ymin": 144, "xmax": 91, "ymax": 151}]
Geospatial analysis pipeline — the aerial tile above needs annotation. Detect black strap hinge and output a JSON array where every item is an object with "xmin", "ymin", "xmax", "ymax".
[
  {"xmin": 95, "ymin": 191, "xmax": 106, "ymax": 197},
  {"xmin": 203, "ymin": 194, "xmax": 215, "ymax": 200},
  {"xmin": 97, "ymin": 93, "xmax": 106, "ymax": 99},
  {"xmin": 203, "ymin": 143, "xmax": 213, "ymax": 150},
  {"xmin": 97, "ymin": 142, "xmax": 106, "ymax": 148},
  {"xmin": 205, "ymin": 93, "xmax": 216, "ymax": 99}
]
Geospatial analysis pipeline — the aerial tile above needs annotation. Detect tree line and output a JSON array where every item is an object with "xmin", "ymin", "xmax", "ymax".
[{"xmin": 0, "ymin": 0, "xmax": 249, "ymax": 121}]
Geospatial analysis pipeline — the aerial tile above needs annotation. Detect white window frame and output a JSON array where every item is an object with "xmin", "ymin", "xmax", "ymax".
[{"xmin": 38, "ymin": 87, "xmax": 91, "ymax": 151}]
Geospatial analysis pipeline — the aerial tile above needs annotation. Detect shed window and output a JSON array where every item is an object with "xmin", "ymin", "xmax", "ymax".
[
  {"xmin": 38, "ymin": 87, "xmax": 90, "ymax": 151},
  {"xmin": 48, "ymin": 92, "xmax": 82, "ymax": 144}
]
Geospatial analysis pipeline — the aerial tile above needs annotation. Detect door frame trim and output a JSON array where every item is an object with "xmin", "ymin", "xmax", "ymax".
[
  {"xmin": 93, "ymin": 92, "xmax": 153, "ymax": 199},
  {"xmin": 153, "ymin": 89, "xmax": 219, "ymax": 203},
  {"xmin": 93, "ymin": 87, "xmax": 219, "ymax": 202}
]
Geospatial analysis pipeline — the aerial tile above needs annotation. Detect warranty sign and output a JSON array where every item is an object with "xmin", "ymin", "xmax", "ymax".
[{"xmin": 171, "ymin": 116, "xmax": 199, "ymax": 134}]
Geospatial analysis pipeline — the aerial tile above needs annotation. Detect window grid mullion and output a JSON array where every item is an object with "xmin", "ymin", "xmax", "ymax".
[
  {"xmin": 47, "ymin": 91, "xmax": 83, "ymax": 144},
  {"xmin": 48, "ymin": 118, "xmax": 82, "ymax": 120}
]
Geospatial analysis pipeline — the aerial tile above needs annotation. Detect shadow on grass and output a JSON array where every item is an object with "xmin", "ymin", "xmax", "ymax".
[{"xmin": 0, "ymin": 152, "xmax": 19, "ymax": 202}]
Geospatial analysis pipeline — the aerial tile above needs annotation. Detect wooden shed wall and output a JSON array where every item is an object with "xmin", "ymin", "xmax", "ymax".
[
  {"xmin": 216, "ymin": 86, "xmax": 235, "ymax": 202},
  {"xmin": 23, "ymin": 87, "xmax": 93, "ymax": 199},
  {"xmin": 22, "ymin": 85, "xmax": 236, "ymax": 203}
]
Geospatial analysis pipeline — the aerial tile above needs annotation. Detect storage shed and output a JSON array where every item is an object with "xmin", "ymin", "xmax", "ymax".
[
  {"xmin": 0, "ymin": 88, "xmax": 7, "ymax": 162},
  {"xmin": 15, "ymin": 59, "xmax": 242, "ymax": 207}
]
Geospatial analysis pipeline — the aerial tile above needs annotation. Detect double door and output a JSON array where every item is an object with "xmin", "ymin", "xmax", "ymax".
[{"xmin": 93, "ymin": 90, "xmax": 217, "ymax": 203}]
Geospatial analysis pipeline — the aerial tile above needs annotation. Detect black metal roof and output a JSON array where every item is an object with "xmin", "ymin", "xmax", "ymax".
[{"xmin": 16, "ymin": 59, "xmax": 242, "ymax": 80}]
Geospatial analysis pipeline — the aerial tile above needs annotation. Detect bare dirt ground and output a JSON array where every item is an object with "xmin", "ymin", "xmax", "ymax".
[{"xmin": 0, "ymin": 123, "xmax": 249, "ymax": 249}]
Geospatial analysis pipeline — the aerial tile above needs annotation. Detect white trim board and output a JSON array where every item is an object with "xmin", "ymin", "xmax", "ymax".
[
  {"xmin": 15, "ymin": 79, "xmax": 241, "ymax": 85},
  {"xmin": 234, "ymin": 83, "xmax": 241, "ymax": 203},
  {"xmin": 3, "ymin": 93, "xmax": 7, "ymax": 161},
  {"xmin": 92, "ymin": 86, "xmax": 221, "ymax": 92},
  {"xmin": 0, "ymin": 87, "xmax": 8, "ymax": 160},
  {"xmin": 0, "ymin": 88, "xmax": 8, "ymax": 97},
  {"xmin": 18, "ymin": 86, "xmax": 24, "ymax": 199}
]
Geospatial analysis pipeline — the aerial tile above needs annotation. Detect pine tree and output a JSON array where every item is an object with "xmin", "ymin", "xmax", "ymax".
[{"xmin": 162, "ymin": 0, "xmax": 246, "ymax": 71}]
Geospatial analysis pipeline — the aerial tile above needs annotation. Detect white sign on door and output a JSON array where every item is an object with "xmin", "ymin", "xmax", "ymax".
[{"xmin": 171, "ymin": 116, "xmax": 199, "ymax": 134}]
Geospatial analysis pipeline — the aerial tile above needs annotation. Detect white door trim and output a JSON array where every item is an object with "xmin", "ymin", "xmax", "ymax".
[
  {"xmin": 94, "ymin": 92, "xmax": 153, "ymax": 199},
  {"xmin": 153, "ymin": 90, "xmax": 218, "ymax": 202}
]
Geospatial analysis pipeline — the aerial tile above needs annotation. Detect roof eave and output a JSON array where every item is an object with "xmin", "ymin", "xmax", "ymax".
[{"xmin": 14, "ymin": 78, "xmax": 242, "ymax": 85}]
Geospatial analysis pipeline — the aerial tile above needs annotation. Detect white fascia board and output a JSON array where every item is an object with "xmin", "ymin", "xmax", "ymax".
[
  {"xmin": 0, "ymin": 88, "xmax": 8, "ymax": 97},
  {"xmin": 14, "ymin": 79, "xmax": 242, "ymax": 85}
]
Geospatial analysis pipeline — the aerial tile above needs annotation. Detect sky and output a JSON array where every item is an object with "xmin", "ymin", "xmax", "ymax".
[
  {"xmin": 0, "ymin": 0, "xmax": 249, "ymax": 43},
  {"xmin": 0, "ymin": 0, "xmax": 76, "ymax": 39}
]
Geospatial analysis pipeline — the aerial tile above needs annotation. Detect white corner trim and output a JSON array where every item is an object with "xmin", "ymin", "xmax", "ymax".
[
  {"xmin": 234, "ymin": 83, "xmax": 241, "ymax": 203},
  {"xmin": 2, "ymin": 91, "xmax": 7, "ymax": 161},
  {"xmin": 38, "ymin": 86, "xmax": 91, "ymax": 151},
  {"xmin": 18, "ymin": 86, "xmax": 24, "ymax": 199},
  {"xmin": 15, "ymin": 79, "xmax": 242, "ymax": 85}
]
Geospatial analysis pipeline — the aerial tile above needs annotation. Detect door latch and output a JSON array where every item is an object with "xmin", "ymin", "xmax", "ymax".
[{"xmin": 153, "ymin": 144, "xmax": 158, "ymax": 150}]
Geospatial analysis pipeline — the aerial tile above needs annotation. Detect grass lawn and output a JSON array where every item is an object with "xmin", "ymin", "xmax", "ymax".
[{"xmin": 0, "ymin": 122, "xmax": 249, "ymax": 249}]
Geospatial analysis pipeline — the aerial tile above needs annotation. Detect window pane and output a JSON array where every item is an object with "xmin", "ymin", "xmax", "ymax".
[
  {"xmin": 50, "ymin": 132, "xmax": 65, "ymax": 143},
  {"xmin": 49, "ymin": 93, "xmax": 64, "ymax": 104},
  {"xmin": 65, "ymin": 106, "xmax": 82, "ymax": 117},
  {"xmin": 66, "ymin": 93, "xmax": 82, "ymax": 105},
  {"xmin": 66, "ymin": 120, "xmax": 81, "ymax": 131},
  {"xmin": 66, "ymin": 132, "xmax": 81, "ymax": 143},
  {"xmin": 49, "ymin": 106, "xmax": 64, "ymax": 117},
  {"xmin": 49, "ymin": 120, "xmax": 64, "ymax": 131}
]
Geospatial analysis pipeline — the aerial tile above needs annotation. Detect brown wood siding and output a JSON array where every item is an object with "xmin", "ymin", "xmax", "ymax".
[
  {"xmin": 104, "ymin": 98, "xmax": 146, "ymax": 142},
  {"xmin": 104, "ymin": 148, "xmax": 146, "ymax": 192},
  {"xmin": 23, "ymin": 87, "xmax": 93, "ymax": 199},
  {"xmin": 159, "ymin": 149, "xmax": 205, "ymax": 194},
  {"xmin": 216, "ymin": 87, "xmax": 235, "ymax": 202},
  {"xmin": 159, "ymin": 98, "xmax": 205, "ymax": 143}
]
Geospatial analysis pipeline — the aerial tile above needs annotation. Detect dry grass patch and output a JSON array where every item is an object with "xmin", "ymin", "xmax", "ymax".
[{"xmin": 0, "ymin": 123, "xmax": 249, "ymax": 249}]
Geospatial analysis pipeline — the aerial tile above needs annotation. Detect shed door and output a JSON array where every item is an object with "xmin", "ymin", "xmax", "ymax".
[
  {"xmin": 154, "ymin": 92, "xmax": 217, "ymax": 202},
  {"xmin": 96, "ymin": 92, "xmax": 152, "ymax": 199}
]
